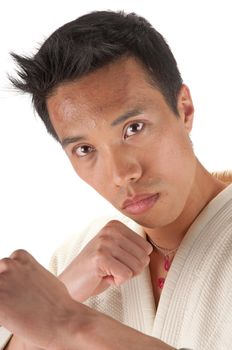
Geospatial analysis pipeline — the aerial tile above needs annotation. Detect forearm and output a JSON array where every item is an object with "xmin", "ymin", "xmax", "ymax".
[
  {"xmin": 4, "ymin": 317, "xmax": 176, "ymax": 350},
  {"xmin": 4, "ymin": 336, "xmax": 42, "ymax": 350},
  {"xmin": 2, "ymin": 302, "xmax": 176, "ymax": 350},
  {"xmin": 0, "ymin": 249, "xmax": 176, "ymax": 350},
  {"xmin": 58, "ymin": 300, "xmax": 176, "ymax": 350}
]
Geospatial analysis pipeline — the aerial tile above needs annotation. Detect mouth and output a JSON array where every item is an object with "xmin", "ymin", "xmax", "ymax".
[{"xmin": 122, "ymin": 193, "xmax": 159, "ymax": 215}]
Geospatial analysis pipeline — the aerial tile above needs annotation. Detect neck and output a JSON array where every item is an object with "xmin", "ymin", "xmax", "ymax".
[{"xmin": 143, "ymin": 162, "xmax": 228, "ymax": 250}]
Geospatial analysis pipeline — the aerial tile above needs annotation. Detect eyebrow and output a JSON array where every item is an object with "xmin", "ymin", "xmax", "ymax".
[
  {"xmin": 110, "ymin": 108, "xmax": 143, "ymax": 126},
  {"xmin": 61, "ymin": 107, "xmax": 144, "ymax": 148},
  {"xmin": 61, "ymin": 135, "xmax": 85, "ymax": 148}
]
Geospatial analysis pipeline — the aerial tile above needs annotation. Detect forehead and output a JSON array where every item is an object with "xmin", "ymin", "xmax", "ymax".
[{"xmin": 47, "ymin": 56, "xmax": 156, "ymax": 125}]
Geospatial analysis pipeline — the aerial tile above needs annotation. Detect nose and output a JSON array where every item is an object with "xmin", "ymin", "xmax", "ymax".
[{"xmin": 105, "ymin": 146, "xmax": 142, "ymax": 187}]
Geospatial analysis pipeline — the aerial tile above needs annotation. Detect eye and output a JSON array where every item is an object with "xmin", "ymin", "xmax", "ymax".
[
  {"xmin": 73, "ymin": 144, "xmax": 95, "ymax": 158},
  {"xmin": 124, "ymin": 122, "xmax": 144, "ymax": 139}
]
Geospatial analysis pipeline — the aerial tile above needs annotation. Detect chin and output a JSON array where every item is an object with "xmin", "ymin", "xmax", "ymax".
[{"xmin": 129, "ymin": 205, "xmax": 183, "ymax": 229}]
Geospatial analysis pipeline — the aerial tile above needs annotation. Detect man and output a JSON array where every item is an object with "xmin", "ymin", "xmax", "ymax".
[{"xmin": 0, "ymin": 10, "xmax": 232, "ymax": 350}]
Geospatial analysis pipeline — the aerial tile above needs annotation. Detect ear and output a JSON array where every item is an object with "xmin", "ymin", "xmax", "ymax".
[{"xmin": 177, "ymin": 84, "xmax": 194, "ymax": 133}]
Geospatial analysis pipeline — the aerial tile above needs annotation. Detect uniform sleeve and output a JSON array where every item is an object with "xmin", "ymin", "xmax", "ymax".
[{"xmin": 0, "ymin": 327, "xmax": 12, "ymax": 350}]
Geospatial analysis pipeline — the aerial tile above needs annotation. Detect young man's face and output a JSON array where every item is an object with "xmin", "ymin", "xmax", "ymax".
[{"xmin": 47, "ymin": 56, "xmax": 196, "ymax": 229}]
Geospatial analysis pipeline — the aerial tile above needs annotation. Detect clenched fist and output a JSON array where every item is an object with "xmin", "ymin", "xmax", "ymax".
[
  {"xmin": 0, "ymin": 248, "xmax": 175, "ymax": 350},
  {"xmin": 0, "ymin": 250, "xmax": 80, "ymax": 349},
  {"xmin": 59, "ymin": 220, "xmax": 153, "ymax": 302}
]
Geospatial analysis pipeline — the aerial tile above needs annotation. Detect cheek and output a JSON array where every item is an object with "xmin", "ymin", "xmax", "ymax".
[
  {"xmin": 150, "ymin": 128, "xmax": 195, "ymax": 183},
  {"xmin": 148, "ymin": 133, "xmax": 196, "ymax": 223},
  {"xmin": 73, "ymin": 161, "xmax": 109, "ymax": 197}
]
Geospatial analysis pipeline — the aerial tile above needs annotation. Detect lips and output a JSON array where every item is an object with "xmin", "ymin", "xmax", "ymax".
[
  {"xmin": 122, "ymin": 193, "xmax": 159, "ymax": 215},
  {"xmin": 122, "ymin": 193, "xmax": 157, "ymax": 208}
]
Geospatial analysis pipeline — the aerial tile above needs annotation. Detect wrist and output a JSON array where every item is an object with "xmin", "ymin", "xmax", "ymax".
[
  {"xmin": 48, "ymin": 299, "xmax": 97, "ymax": 350},
  {"xmin": 58, "ymin": 273, "xmax": 85, "ymax": 303}
]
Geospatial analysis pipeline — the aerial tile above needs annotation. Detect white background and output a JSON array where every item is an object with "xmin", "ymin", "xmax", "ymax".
[{"xmin": 0, "ymin": 0, "xmax": 231, "ymax": 266}]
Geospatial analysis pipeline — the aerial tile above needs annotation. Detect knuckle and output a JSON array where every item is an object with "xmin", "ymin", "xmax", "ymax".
[
  {"xmin": 93, "ymin": 255, "xmax": 108, "ymax": 275},
  {"xmin": 143, "ymin": 255, "xmax": 150, "ymax": 266},
  {"xmin": 133, "ymin": 256, "xmax": 150, "ymax": 274},
  {"xmin": 0, "ymin": 257, "xmax": 14, "ymax": 272},
  {"xmin": 102, "ymin": 223, "xmax": 124, "ymax": 241},
  {"xmin": 98, "ymin": 233, "xmax": 111, "ymax": 243},
  {"xmin": 117, "ymin": 269, "xmax": 132, "ymax": 284},
  {"xmin": 106, "ymin": 219, "xmax": 121, "ymax": 226},
  {"xmin": 10, "ymin": 249, "xmax": 29, "ymax": 261},
  {"xmin": 101, "ymin": 225, "xmax": 114, "ymax": 237},
  {"xmin": 96, "ymin": 234, "xmax": 113, "ymax": 251},
  {"xmin": 104, "ymin": 220, "xmax": 121, "ymax": 231},
  {"xmin": 95, "ymin": 245, "xmax": 104, "ymax": 256},
  {"xmin": 145, "ymin": 242, "xmax": 153, "ymax": 254},
  {"xmin": 94, "ymin": 248, "xmax": 107, "ymax": 264},
  {"xmin": 125, "ymin": 269, "xmax": 133, "ymax": 279},
  {"xmin": 133, "ymin": 259, "xmax": 142, "ymax": 270}
]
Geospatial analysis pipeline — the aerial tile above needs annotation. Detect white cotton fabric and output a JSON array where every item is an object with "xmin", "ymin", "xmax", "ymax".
[
  {"xmin": 0, "ymin": 327, "xmax": 11, "ymax": 350},
  {"xmin": 1, "ymin": 184, "xmax": 232, "ymax": 350}
]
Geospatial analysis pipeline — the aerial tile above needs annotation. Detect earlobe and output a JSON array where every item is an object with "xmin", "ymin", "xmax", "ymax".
[{"xmin": 177, "ymin": 84, "xmax": 194, "ymax": 133}]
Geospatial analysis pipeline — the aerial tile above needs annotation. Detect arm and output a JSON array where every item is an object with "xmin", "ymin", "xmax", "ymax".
[
  {"xmin": 54, "ymin": 219, "xmax": 153, "ymax": 302},
  {"xmin": 4, "ymin": 219, "xmax": 154, "ymax": 350},
  {"xmin": 4, "ymin": 336, "xmax": 43, "ymax": 350},
  {"xmin": 0, "ymin": 249, "xmax": 177, "ymax": 350},
  {"xmin": 62, "ymin": 303, "xmax": 177, "ymax": 350}
]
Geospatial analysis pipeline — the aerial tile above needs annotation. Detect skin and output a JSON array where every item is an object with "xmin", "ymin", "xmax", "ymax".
[
  {"xmin": 47, "ymin": 55, "xmax": 226, "ymax": 249},
  {"xmin": 2, "ymin": 55, "xmax": 227, "ymax": 349},
  {"xmin": 1, "ymin": 250, "xmax": 175, "ymax": 350}
]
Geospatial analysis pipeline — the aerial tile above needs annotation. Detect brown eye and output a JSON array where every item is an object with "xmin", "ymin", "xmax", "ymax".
[
  {"xmin": 124, "ymin": 122, "xmax": 144, "ymax": 139},
  {"xmin": 74, "ymin": 145, "xmax": 95, "ymax": 157}
]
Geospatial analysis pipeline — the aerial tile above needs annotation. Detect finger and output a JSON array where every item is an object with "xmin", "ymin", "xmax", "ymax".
[
  {"xmin": 95, "ymin": 231, "xmax": 151, "ymax": 265},
  {"xmin": 0, "ymin": 257, "xmax": 14, "ymax": 273},
  {"xmin": 118, "ymin": 236, "xmax": 151, "ymax": 262},
  {"xmin": 97, "ymin": 254, "xmax": 133, "ymax": 285},
  {"xmin": 10, "ymin": 249, "xmax": 33, "ymax": 263},
  {"xmin": 105, "ymin": 221, "xmax": 153, "ymax": 254},
  {"xmin": 124, "ymin": 231, "xmax": 153, "ymax": 254},
  {"xmin": 112, "ymin": 246, "xmax": 150, "ymax": 276},
  {"xmin": 9, "ymin": 250, "xmax": 46, "ymax": 274}
]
